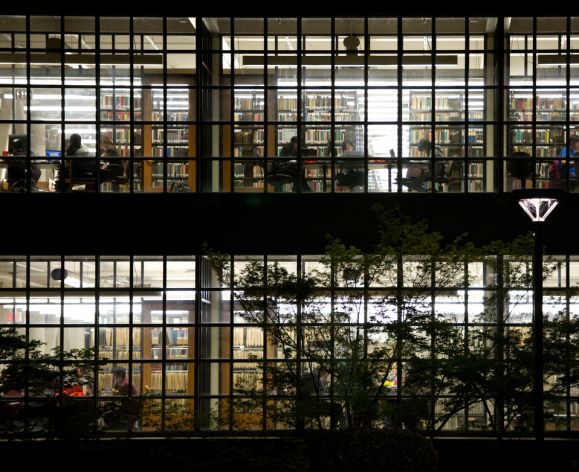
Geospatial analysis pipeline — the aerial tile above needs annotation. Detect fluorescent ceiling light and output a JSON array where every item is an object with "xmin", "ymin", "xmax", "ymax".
[
  {"xmin": 0, "ymin": 52, "xmax": 162, "ymax": 65},
  {"xmin": 144, "ymin": 35, "xmax": 160, "ymax": 51},
  {"xmin": 243, "ymin": 55, "xmax": 457, "ymax": 66},
  {"xmin": 64, "ymin": 276, "xmax": 82, "ymax": 288},
  {"xmin": 537, "ymin": 54, "xmax": 579, "ymax": 65}
]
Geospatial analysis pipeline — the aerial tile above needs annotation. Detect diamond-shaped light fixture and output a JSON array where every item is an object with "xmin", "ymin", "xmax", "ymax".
[{"xmin": 514, "ymin": 189, "xmax": 564, "ymax": 222}]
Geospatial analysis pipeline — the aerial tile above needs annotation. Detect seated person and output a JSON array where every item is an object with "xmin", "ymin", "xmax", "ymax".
[
  {"xmin": 400, "ymin": 138, "xmax": 448, "ymax": 192},
  {"xmin": 101, "ymin": 367, "xmax": 139, "ymax": 430},
  {"xmin": 335, "ymin": 140, "xmax": 365, "ymax": 190},
  {"xmin": 279, "ymin": 136, "xmax": 298, "ymax": 157},
  {"xmin": 56, "ymin": 134, "xmax": 94, "ymax": 191},
  {"xmin": 268, "ymin": 136, "xmax": 312, "ymax": 192},
  {"xmin": 99, "ymin": 147, "xmax": 127, "ymax": 190},
  {"xmin": 67, "ymin": 133, "xmax": 93, "ymax": 177},
  {"xmin": 6, "ymin": 137, "xmax": 41, "ymax": 192},
  {"xmin": 507, "ymin": 151, "xmax": 532, "ymax": 190},
  {"xmin": 550, "ymin": 135, "xmax": 579, "ymax": 188}
]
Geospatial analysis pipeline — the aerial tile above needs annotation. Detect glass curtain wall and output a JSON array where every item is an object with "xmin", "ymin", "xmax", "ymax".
[
  {"xmin": 0, "ymin": 16, "xmax": 196, "ymax": 193},
  {"xmin": 504, "ymin": 17, "xmax": 579, "ymax": 192},
  {"xmin": 1, "ymin": 254, "xmax": 578, "ymax": 434},
  {"xmin": 1, "ymin": 16, "xmax": 579, "ymax": 193}
]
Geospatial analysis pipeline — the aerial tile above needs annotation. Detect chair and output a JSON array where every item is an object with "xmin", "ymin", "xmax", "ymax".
[
  {"xmin": 56, "ymin": 159, "xmax": 97, "ymax": 192},
  {"xmin": 397, "ymin": 161, "xmax": 449, "ymax": 192},
  {"xmin": 506, "ymin": 151, "xmax": 532, "ymax": 189}
]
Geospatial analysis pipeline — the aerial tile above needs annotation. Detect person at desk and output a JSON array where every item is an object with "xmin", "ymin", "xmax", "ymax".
[
  {"xmin": 336, "ymin": 139, "xmax": 365, "ymax": 191},
  {"xmin": 66, "ymin": 133, "xmax": 92, "ymax": 168},
  {"xmin": 100, "ymin": 146, "xmax": 128, "ymax": 191},
  {"xmin": 240, "ymin": 145, "xmax": 262, "ymax": 188},
  {"xmin": 270, "ymin": 136, "xmax": 312, "ymax": 192},
  {"xmin": 404, "ymin": 138, "xmax": 447, "ymax": 192},
  {"xmin": 550, "ymin": 135, "xmax": 579, "ymax": 189},
  {"xmin": 5, "ymin": 136, "xmax": 41, "ymax": 192},
  {"xmin": 57, "ymin": 133, "xmax": 95, "ymax": 192},
  {"xmin": 280, "ymin": 136, "xmax": 298, "ymax": 157},
  {"xmin": 416, "ymin": 138, "xmax": 443, "ymax": 159},
  {"xmin": 101, "ymin": 367, "xmax": 139, "ymax": 430}
]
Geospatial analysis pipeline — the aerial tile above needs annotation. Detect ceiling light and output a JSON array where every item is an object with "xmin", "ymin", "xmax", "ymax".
[
  {"xmin": 0, "ymin": 52, "xmax": 162, "ymax": 66},
  {"xmin": 243, "ymin": 55, "xmax": 457, "ymax": 67},
  {"xmin": 537, "ymin": 54, "xmax": 579, "ymax": 65}
]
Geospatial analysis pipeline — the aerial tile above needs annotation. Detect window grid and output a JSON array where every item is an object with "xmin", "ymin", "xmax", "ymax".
[
  {"xmin": 0, "ymin": 16, "xmax": 577, "ymax": 193},
  {"xmin": 1, "ymin": 254, "xmax": 578, "ymax": 435}
]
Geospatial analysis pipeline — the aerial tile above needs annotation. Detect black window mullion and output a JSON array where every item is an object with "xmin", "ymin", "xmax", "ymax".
[
  {"xmin": 463, "ymin": 252, "xmax": 470, "ymax": 431},
  {"xmin": 94, "ymin": 254, "xmax": 101, "ymax": 415},
  {"xmin": 229, "ymin": 254, "xmax": 234, "ymax": 431},
  {"xmin": 261, "ymin": 19, "xmax": 269, "ymax": 431},
  {"xmin": 25, "ymin": 21, "xmax": 31, "ymax": 193},
  {"xmin": 163, "ymin": 17, "xmax": 168, "ymax": 194},
  {"xmin": 230, "ymin": 18, "xmax": 235, "ymax": 194},
  {"xmin": 195, "ymin": 17, "xmax": 202, "ymax": 195},
  {"xmin": 496, "ymin": 17, "xmax": 505, "ymax": 192},
  {"xmin": 565, "ymin": 17, "xmax": 572, "ymax": 433},
  {"xmin": 262, "ymin": 253, "xmax": 268, "ymax": 431},
  {"xmin": 532, "ymin": 20, "xmax": 537, "ymax": 188},
  {"xmin": 396, "ymin": 247, "xmax": 403, "ymax": 410},
  {"xmin": 23, "ymin": 252, "xmax": 31, "ymax": 430},
  {"xmin": 566, "ymin": 18, "xmax": 571, "ymax": 195},
  {"xmin": 329, "ymin": 254, "xmax": 336, "ymax": 429},
  {"xmin": 495, "ymin": 253, "xmax": 505, "ymax": 437},
  {"xmin": 193, "ymin": 253, "xmax": 201, "ymax": 432},
  {"xmin": 429, "ymin": 253, "xmax": 436, "ymax": 435},
  {"xmin": 161, "ymin": 253, "xmax": 167, "ymax": 431},
  {"xmin": 431, "ymin": 17, "xmax": 436, "ymax": 194},
  {"xmin": 465, "ymin": 17, "xmax": 471, "ymax": 194},
  {"xmin": 263, "ymin": 19, "xmax": 269, "ymax": 195},
  {"xmin": 397, "ymin": 17, "xmax": 403, "ymax": 193},
  {"xmin": 24, "ymin": 14, "xmax": 31, "ymax": 435},
  {"xmin": 364, "ymin": 17, "xmax": 369, "ymax": 193},
  {"xmin": 96, "ymin": 16, "xmax": 101, "ymax": 192},
  {"xmin": 296, "ymin": 18, "xmax": 302, "ymax": 193},
  {"xmin": 126, "ymin": 19, "xmax": 136, "ymax": 433},
  {"xmin": 59, "ymin": 18, "xmax": 66, "ymax": 191},
  {"xmin": 127, "ymin": 254, "xmax": 135, "ymax": 430},
  {"xmin": 129, "ymin": 17, "xmax": 135, "ymax": 193},
  {"xmin": 330, "ymin": 18, "xmax": 335, "ymax": 193},
  {"xmin": 565, "ymin": 253, "xmax": 571, "ymax": 432},
  {"xmin": 58, "ymin": 253, "xmax": 65, "ymax": 410}
]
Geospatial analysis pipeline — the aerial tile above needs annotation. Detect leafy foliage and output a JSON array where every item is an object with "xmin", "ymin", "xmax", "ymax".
[
  {"xmin": 0, "ymin": 328, "xmax": 102, "ymax": 438},
  {"xmin": 208, "ymin": 207, "xmax": 579, "ymax": 435}
]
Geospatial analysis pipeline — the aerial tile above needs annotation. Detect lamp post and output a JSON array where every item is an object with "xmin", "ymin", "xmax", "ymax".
[{"xmin": 514, "ymin": 189, "xmax": 563, "ymax": 446}]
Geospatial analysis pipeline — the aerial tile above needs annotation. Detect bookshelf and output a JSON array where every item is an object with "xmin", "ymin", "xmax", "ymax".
[
  {"xmin": 147, "ymin": 88, "xmax": 194, "ymax": 191},
  {"xmin": 143, "ymin": 84, "xmax": 196, "ymax": 192},
  {"xmin": 231, "ymin": 90, "xmax": 266, "ymax": 191},
  {"xmin": 98, "ymin": 327, "xmax": 142, "ymax": 361},
  {"xmin": 230, "ymin": 87, "xmax": 365, "ymax": 192},
  {"xmin": 100, "ymin": 88, "xmax": 142, "ymax": 192},
  {"xmin": 509, "ymin": 91, "xmax": 565, "ymax": 156},
  {"xmin": 233, "ymin": 322, "xmax": 264, "ymax": 393},
  {"xmin": 507, "ymin": 90, "xmax": 578, "ymax": 189},
  {"xmin": 301, "ymin": 90, "xmax": 364, "ymax": 157},
  {"xmin": 96, "ymin": 302, "xmax": 194, "ymax": 396},
  {"xmin": 97, "ymin": 326, "xmax": 142, "ymax": 395},
  {"xmin": 301, "ymin": 91, "xmax": 363, "ymax": 192},
  {"xmin": 407, "ymin": 90, "xmax": 485, "ymax": 192},
  {"xmin": 141, "ymin": 302, "xmax": 195, "ymax": 396}
]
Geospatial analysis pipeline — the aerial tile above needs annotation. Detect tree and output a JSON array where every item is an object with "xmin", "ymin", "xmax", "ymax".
[
  {"xmin": 0, "ymin": 327, "xmax": 101, "ymax": 439},
  {"xmin": 209, "ymin": 206, "xmax": 579, "ymax": 435}
]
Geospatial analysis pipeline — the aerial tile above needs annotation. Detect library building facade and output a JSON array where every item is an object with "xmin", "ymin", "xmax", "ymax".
[{"xmin": 1, "ymin": 8, "xmax": 579, "ymax": 439}]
